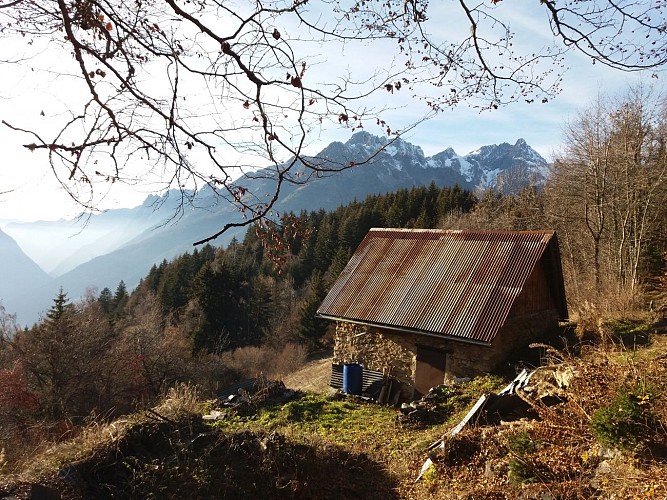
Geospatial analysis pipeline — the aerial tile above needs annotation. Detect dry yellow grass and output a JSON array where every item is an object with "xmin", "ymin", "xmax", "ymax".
[{"xmin": 281, "ymin": 352, "xmax": 333, "ymax": 393}]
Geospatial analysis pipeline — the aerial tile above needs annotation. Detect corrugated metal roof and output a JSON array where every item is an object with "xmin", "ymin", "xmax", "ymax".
[{"xmin": 317, "ymin": 229, "xmax": 567, "ymax": 344}]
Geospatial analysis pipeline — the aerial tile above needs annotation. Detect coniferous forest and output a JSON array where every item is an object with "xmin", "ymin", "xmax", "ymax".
[{"xmin": 0, "ymin": 184, "xmax": 476, "ymax": 450}]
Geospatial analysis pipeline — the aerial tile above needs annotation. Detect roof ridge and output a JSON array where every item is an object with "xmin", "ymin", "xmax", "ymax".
[{"xmin": 368, "ymin": 228, "xmax": 555, "ymax": 234}]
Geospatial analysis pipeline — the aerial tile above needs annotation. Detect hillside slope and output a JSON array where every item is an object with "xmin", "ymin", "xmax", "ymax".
[
  {"xmin": 0, "ymin": 229, "xmax": 50, "ymax": 323},
  {"xmin": 2, "ymin": 319, "xmax": 666, "ymax": 499}
]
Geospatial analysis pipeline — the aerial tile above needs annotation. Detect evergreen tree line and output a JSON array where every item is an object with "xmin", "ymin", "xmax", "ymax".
[{"xmin": 0, "ymin": 183, "xmax": 477, "ymax": 440}]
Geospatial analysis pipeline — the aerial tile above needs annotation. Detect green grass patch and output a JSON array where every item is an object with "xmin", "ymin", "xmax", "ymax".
[
  {"xmin": 410, "ymin": 375, "xmax": 507, "ymax": 426},
  {"xmin": 205, "ymin": 391, "xmax": 450, "ymax": 472},
  {"xmin": 606, "ymin": 319, "xmax": 652, "ymax": 347}
]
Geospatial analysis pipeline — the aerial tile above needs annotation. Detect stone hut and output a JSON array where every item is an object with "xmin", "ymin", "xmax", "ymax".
[{"xmin": 317, "ymin": 229, "xmax": 568, "ymax": 399}]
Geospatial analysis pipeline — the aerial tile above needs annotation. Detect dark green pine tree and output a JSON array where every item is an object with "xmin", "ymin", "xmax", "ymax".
[
  {"xmin": 112, "ymin": 280, "xmax": 129, "ymax": 322},
  {"xmin": 435, "ymin": 185, "xmax": 477, "ymax": 222},
  {"xmin": 97, "ymin": 287, "xmax": 114, "ymax": 316},
  {"xmin": 384, "ymin": 189, "xmax": 409, "ymax": 227},
  {"xmin": 405, "ymin": 186, "xmax": 425, "ymax": 225},
  {"xmin": 290, "ymin": 212, "xmax": 321, "ymax": 288},
  {"xmin": 326, "ymin": 246, "xmax": 352, "ymax": 285},
  {"xmin": 36, "ymin": 288, "xmax": 77, "ymax": 418},
  {"xmin": 146, "ymin": 260, "xmax": 167, "ymax": 293},
  {"xmin": 157, "ymin": 252, "xmax": 200, "ymax": 312},
  {"xmin": 192, "ymin": 262, "xmax": 250, "ymax": 352},
  {"xmin": 313, "ymin": 216, "xmax": 339, "ymax": 273},
  {"xmin": 298, "ymin": 272, "xmax": 330, "ymax": 348},
  {"xmin": 46, "ymin": 288, "xmax": 76, "ymax": 323},
  {"xmin": 337, "ymin": 209, "xmax": 359, "ymax": 251},
  {"xmin": 191, "ymin": 262, "xmax": 220, "ymax": 351}
]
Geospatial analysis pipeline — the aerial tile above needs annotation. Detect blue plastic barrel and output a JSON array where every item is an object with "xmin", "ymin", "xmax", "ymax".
[{"xmin": 343, "ymin": 363, "xmax": 363, "ymax": 395}]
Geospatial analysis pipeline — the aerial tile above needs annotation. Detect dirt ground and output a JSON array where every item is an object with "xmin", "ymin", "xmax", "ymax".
[{"xmin": 281, "ymin": 351, "xmax": 333, "ymax": 393}]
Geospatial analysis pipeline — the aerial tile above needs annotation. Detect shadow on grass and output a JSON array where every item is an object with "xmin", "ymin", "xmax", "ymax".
[{"xmin": 59, "ymin": 418, "xmax": 400, "ymax": 499}]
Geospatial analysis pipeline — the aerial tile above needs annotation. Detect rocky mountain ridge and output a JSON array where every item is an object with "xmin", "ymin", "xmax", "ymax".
[{"xmin": 0, "ymin": 132, "xmax": 548, "ymax": 325}]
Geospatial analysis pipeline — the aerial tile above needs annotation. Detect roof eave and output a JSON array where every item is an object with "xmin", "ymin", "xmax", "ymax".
[{"xmin": 317, "ymin": 314, "xmax": 493, "ymax": 347}]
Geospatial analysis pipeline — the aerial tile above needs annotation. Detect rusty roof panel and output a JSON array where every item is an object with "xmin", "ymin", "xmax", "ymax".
[{"xmin": 317, "ymin": 229, "xmax": 567, "ymax": 344}]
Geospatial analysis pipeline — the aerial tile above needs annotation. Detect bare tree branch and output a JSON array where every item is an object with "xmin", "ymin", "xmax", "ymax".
[{"xmin": 0, "ymin": 0, "xmax": 665, "ymax": 243}]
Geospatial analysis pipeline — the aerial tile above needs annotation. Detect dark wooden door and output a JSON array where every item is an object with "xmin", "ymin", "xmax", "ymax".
[{"xmin": 415, "ymin": 346, "xmax": 447, "ymax": 396}]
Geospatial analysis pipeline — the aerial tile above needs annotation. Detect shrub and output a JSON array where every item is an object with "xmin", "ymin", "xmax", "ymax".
[
  {"xmin": 155, "ymin": 383, "xmax": 202, "ymax": 418},
  {"xmin": 508, "ymin": 457, "xmax": 536, "ymax": 484},
  {"xmin": 590, "ymin": 383, "xmax": 654, "ymax": 448},
  {"xmin": 507, "ymin": 430, "xmax": 539, "ymax": 484},
  {"xmin": 507, "ymin": 429, "xmax": 537, "ymax": 455},
  {"xmin": 0, "ymin": 361, "xmax": 39, "ymax": 417},
  {"xmin": 220, "ymin": 343, "xmax": 307, "ymax": 379}
]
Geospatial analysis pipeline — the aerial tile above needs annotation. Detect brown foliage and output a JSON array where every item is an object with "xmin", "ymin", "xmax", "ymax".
[
  {"xmin": 546, "ymin": 87, "xmax": 667, "ymax": 308},
  {"xmin": 219, "ymin": 343, "xmax": 308, "ymax": 380},
  {"xmin": 410, "ymin": 330, "xmax": 667, "ymax": 498}
]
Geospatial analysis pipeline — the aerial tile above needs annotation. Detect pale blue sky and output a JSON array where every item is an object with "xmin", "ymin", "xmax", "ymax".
[{"xmin": 0, "ymin": 1, "xmax": 662, "ymax": 223}]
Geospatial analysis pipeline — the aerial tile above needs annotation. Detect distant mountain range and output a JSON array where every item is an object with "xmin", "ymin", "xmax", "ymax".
[{"xmin": 0, "ymin": 132, "xmax": 548, "ymax": 326}]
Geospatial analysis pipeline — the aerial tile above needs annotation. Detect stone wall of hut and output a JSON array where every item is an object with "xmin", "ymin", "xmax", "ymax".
[
  {"xmin": 333, "ymin": 322, "xmax": 415, "ymax": 399},
  {"xmin": 331, "ymin": 255, "xmax": 563, "ymax": 396},
  {"xmin": 333, "ymin": 308, "xmax": 559, "ymax": 391}
]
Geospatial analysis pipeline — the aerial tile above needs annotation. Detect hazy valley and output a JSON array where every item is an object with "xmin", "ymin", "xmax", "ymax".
[{"xmin": 0, "ymin": 132, "xmax": 546, "ymax": 325}]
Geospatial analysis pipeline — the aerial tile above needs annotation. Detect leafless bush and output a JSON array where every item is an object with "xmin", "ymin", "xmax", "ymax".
[
  {"xmin": 597, "ymin": 283, "xmax": 645, "ymax": 317},
  {"xmin": 220, "ymin": 346, "xmax": 269, "ymax": 379},
  {"xmin": 273, "ymin": 344, "xmax": 308, "ymax": 378},
  {"xmin": 263, "ymin": 308, "xmax": 302, "ymax": 349},
  {"xmin": 220, "ymin": 343, "xmax": 308, "ymax": 380},
  {"xmin": 183, "ymin": 353, "xmax": 238, "ymax": 395},
  {"xmin": 574, "ymin": 302, "xmax": 610, "ymax": 344}
]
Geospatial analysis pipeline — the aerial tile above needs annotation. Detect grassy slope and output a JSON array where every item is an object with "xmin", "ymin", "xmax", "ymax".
[{"xmin": 2, "ymin": 320, "xmax": 667, "ymax": 499}]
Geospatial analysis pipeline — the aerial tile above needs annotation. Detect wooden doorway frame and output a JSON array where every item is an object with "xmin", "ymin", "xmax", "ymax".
[{"xmin": 414, "ymin": 345, "xmax": 447, "ymax": 396}]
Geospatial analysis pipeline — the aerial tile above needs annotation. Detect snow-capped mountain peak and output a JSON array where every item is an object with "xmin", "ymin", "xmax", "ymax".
[
  {"xmin": 323, "ymin": 131, "xmax": 548, "ymax": 193},
  {"xmin": 345, "ymin": 130, "xmax": 387, "ymax": 151}
]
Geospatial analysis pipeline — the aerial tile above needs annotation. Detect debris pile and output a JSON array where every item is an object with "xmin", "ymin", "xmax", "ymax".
[
  {"xmin": 417, "ymin": 364, "xmax": 576, "ymax": 481},
  {"xmin": 204, "ymin": 377, "xmax": 300, "ymax": 420},
  {"xmin": 397, "ymin": 385, "xmax": 465, "ymax": 425}
]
